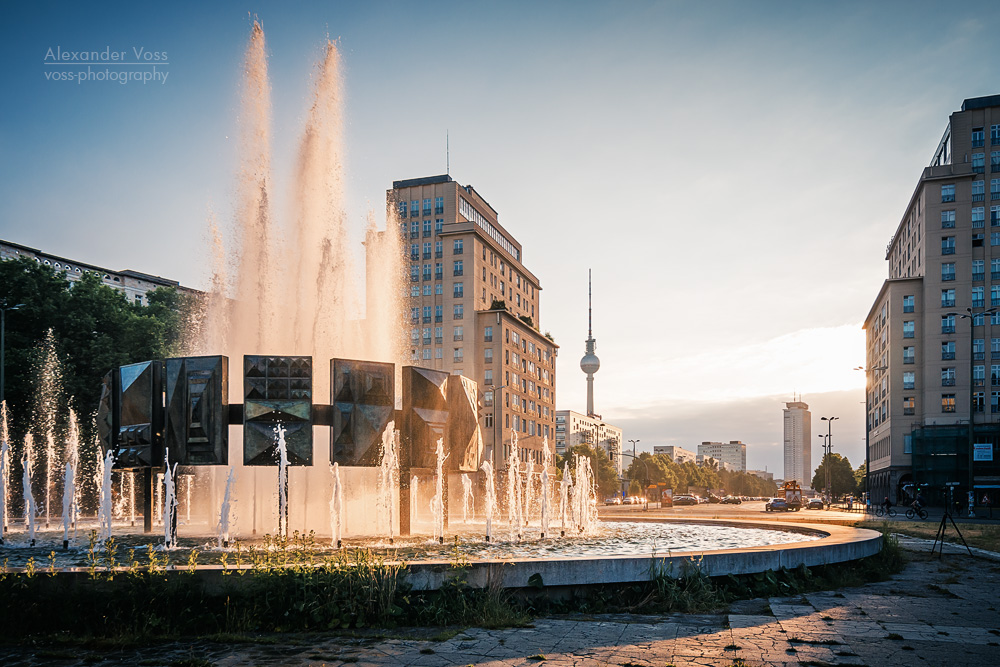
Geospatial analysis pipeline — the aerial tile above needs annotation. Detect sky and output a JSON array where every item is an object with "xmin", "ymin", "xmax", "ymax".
[{"xmin": 2, "ymin": 0, "xmax": 999, "ymax": 477}]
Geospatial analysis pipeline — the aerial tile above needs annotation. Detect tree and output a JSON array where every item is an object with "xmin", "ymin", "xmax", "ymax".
[
  {"xmin": 559, "ymin": 444, "xmax": 620, "ymax": 497},
  {"xmin": 811, "ymin": 453, "xmax": 857, "ymax": 498}
]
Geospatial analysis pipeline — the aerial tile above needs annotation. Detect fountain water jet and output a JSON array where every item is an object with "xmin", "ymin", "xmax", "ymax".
[
  {"xmin": 162, "ymin": 449, "xmax": 179, "ymax": 548},
  {"xmin": 217, "ymin": 467, "xmax": 235, "ymax": 548},
  {"xmin": 431, "ymin": 439, "xmax": 446, "ymax": 543},
  {"xmin": 61, "ymin": 461, "xmax": 75, "ymax": 549},
  {"xmin": 274, "ymin": 424, "xmax": 289, "ymax": 539},
  {"xmin": 480, "ymin": 460, "xmax": 496, "ymax": 542},
  {"xmin": 0, "ymin": 400, "xmax": 9, "ymax": 542},
  {"xmin": 97, "ymin": 450, "xmax": 114, "ymax": 543},
  {"xmin": 329, "ymin": 462, "xmax": 343, "ymax": 548},
  {"xmin": 461, "ymin": 473, "xmax": 473, "ymax": 524},
  {"xmin": 376, "ymin": 422, "xmax": 398, "ymax": 542}
]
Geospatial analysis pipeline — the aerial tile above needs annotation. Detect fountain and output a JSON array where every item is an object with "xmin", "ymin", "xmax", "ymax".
[
  {"xmin": 61, "ymin": 461, "xmax": 75, "ymax": 548},
  {"xmin": 461, "ymin": 473, "xmax": 473, "ymax": 525},
  {"xmin": 0, "ymin": 400, "xmax": 9, "ymax": 543},
  {"xmin": 96, "ymin": 450, "xmax": 113, "ymax": 543},
  {"xmin": 218, "ymin": 467, "xmax": 235, "ymax": 548},
  {"xmin": 329, "ymin": 463, "xmax": 343, "ymax": 548},
  {"xmin": 22, "ymin": 450, "xmax": 36, "ymax": 547},
  {"xmin": 162, "ymin": 449, "xmax": 178, "ymax": 549},
  {"xmin": 480, "ymin": 460, "xmax": 496, "ymax": 542}
]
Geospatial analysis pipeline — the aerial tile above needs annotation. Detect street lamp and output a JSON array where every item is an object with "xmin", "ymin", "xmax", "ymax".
[
  {"xmin": 820, "ymin": 416, "xmax": 838, "ymax": 505},
  {"xmin": 949, "ymin": 307, "xmax": 997, "ymax": 516},
  {"xmin": 855, "ymin": 365, "xmax": 888, "ymax": 508},
  {"xmin": 0, "ymin": 300, "xmax": 25, "ymax": 406},
  {"xmin": 627, "ymin": 439, "xmax": 640, "ymax": 498}
]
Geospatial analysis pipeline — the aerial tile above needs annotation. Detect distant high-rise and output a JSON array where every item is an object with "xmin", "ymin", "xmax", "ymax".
[
  {"xmin": 580, "ymin": 270, "xmax": 600, "ymax": 417},
  {"xmin": 783, "ymin": 401, "xmax": 812, "ymax": 486},
  {"xmin": 698, "ymin": 441, "xmax": 747, "ymax": 472}
]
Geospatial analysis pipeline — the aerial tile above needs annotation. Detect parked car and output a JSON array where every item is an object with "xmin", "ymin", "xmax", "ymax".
[
  {"xmin": 604, "ymin": 497, "xmax": 622, "ymax": 505},
  {"xmin": 721, "ymin": 496, "xmax": 742, "ymax": 505},
  {"xmin": 765, "ymin": 497, "xmax": 789, "ymax": 512},
  {"xmin": 806, "ymin": 498, "xmax": 824, "ymax": 510},
  {"xmin": 672, "ymin": 495, "xmax": 698, "ymax": 506}
]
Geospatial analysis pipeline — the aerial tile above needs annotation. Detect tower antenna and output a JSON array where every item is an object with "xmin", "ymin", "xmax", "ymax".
[
  {"xmin": 588, "ymin": 269, "xmax": 593, "ymax": 338},
  {"xmin": 446, "ymin": 130, "xmax": 450, "ymax": 175}
]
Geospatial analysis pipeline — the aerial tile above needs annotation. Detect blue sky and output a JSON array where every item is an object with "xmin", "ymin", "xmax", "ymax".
[{"xmin": 3, "ymin": 1, "xmax": 999, "ymax": 475}]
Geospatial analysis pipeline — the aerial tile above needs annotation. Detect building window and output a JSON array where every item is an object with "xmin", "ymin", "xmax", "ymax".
[
  {"xmin": 423, "ymin": 263, "xmax": 432, "ymax": 281},
  {"xmin": 422, "ymin": 220, "xmax": 432, "ymax": 237},
  {"xmin": 435, "ymin": 347, "xmax": 442, "ymax": 359},
  {"xmin": 942, "ymin": 341, "xmax": 956, "ymax": 360},
  {"xmin": 434, "ymin": 263, "xmax": 443, "ymax": 280},
  {"xmin": 973, "ymin": 207, "xmax": 986, "ymax": 227},
  {"xmin": 435, "ymin": 283, "xmax": 443, "ymax": 296},
  {"xmin": 973, "ymin": 153, "xmax": 986, "ymax": 174},
  {"xmin": 975, "ymin": 259, "xmax": 986, "ymax": 280},
  {"xmin": 435, "ymin": 326, "xmax": 443, "ymax": 344},
  {"xmin": 422, "ymin": 327, "xmax": 431, "ymax": 345},
  {"xmin": 485, "ymin": 348, "xmax": 493, "ymax": 363},
  {"xmin": 484, "ymin": 326, "xmax": 493, "ymax": 342},
  {"xmin": 975, "ymin": 338, "xmax": 986, "ymax": 360},
  {"xmin": 423, "ymin": 284, "xmax": 432, "ymax": 296},
  {"xmin": 973, "ymin": 180, "xmax": 986, "ymax": 202},
  {"xmin": 975, "ymin": 391, "xmax": 986, "ymax": 413},
  {"xmin": 453, "ymin": 303, "xmax": 464, "ymax": 320},
  {"xmin": 941, "ymin": 236, "xmax": 955, "ymax": 254},
  {"xmin": 398, "ymin": 201, "xmax": 408, "ymax": 217},
  {"xmin": 993, "ymin": 124, "xmax": 1000, "ymax": 144},
  {"xmin": 903, "ymin": 346, "xmax": 915, "ymax": 364},
  {"xmin": 435, "ymin": 304, "xmax": 442, "ymax": 322},
  {"xmin": 434, "ymin": 196, "xmax": 444, "ymax": 214},
  {"xmin": 410, "ymin": 265, "xmax": 419, "ymax": 282},
  {"xmin": 975, "ymin": 365, "xmax": 986, "ymax": 387},
  {"xmin": 941, "ymin": 262, "xmax": 955, "ymax": 281},
  {"xmin": 410, "ymin": 308, "xmax": 419, "ymax": 323},
  {"xmin": 435, "ymin": 240, "xmax": 443, "ymax": 257},
  {"xmin": 942, "ymin": 184, "xmax": 956, "ymax": 202},
  {"xmin": 903, "ymin": 396, "xmax": 915, "ymax": 416},
  {"xmin": 422, "ymin": 348, "xmax": 431, "ymax": 360},
  {"xmin": 903, "ymin": 295, "xmax": 914, "ymax": 313},
  {"xmin": 453, "ymin": 326, "xmax": 463, "ymax": 341},
  {"xmin": 435, "ymin": 219, "xmax": 443, "ymax": 234},
  {"xmin": 422, "ymin": 306, "xmax": 432, "ymax": 323},
  {"xmin": 453, "ymin": 347, "xmax": 463, "ymax": 362},
  {"xmin": 410, "ymin": 200, "xmax": 419, "ymax": 217},
  {"xmin": 453, "ymin": 282, "xmax": 464, "ymax": 298},
  {"xmin": 942, "ymin": 367, "xmax": 956, "ymax": 386},
  {"xmin": 973, "ymin": 127, "xmax": 986, "ymax": 148},
  {"xmin": 903, "ymin": 371, "xmax": 915, "ymax": 390},
  {"xmin": 453, "ymin": 260, "xmax": 463, "ymax": 276},
  {"xmin": 973, "ymin": 233, "xmax": 985, "ymax": 247},
  {"xmin": 942, "ymin": 210, "xmax": 956, "ymax": 228},
  {"xmin": 422, "ymin": 198, "xmax": 432, "ymax": 216},
  {"xmin": 942, "ymin": 394, "xmax": 956, "ymax": 413},
  {"xmin": 904, "ymin": 434, "xmax": 913, "ymax": 454},
  {"xmin": 453, "ymin": 239, "xmax": 464, "ymax": 255},
  {"xmin": 992, "ymin": 154, "xmax": 1000, "ymax": 173},
  {"xmin": 973, "ymin": 285, "xmax": 985, "ymax": 308},
  {"xmin": 423, "ymin": 242, "xmax": 432, "ymax": 259},
  {"xmin": 484, "ymin": 369, "xmax": 493, "ymax": 386},
  {"xmin": 941, "ymin": 289, "xmax": 955, "ymax": 308},
  {"xmin": 903, "ymin": 320, "xmax": 915, "ymax": 338},
  {"xmin": 993, "ymin": 205, "xmax": 1000, "ymax": 226},
  {"xmin": 942, "ymin": 314, "xmax": 956, "ymax": 334},
  {"xmin": 410, "ymin": 285, "xmax": 419, "ymax": 298}
]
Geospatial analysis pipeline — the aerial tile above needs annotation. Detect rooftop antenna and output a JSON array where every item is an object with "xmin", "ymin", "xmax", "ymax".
[
  {"xmin": 588, "ymin": 269, "xmax": 593, "ymax": 338},
  {"xmin": 446, "ymin": 130, "xmax": 450, "ymax": 175}
]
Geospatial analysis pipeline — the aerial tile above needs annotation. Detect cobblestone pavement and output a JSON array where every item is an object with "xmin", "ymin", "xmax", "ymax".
[{"xmin": 2, "ymin": 543, "xmax": 999, "ymax": 667}]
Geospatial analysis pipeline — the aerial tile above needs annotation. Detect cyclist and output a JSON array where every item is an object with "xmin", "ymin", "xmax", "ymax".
[
  {"xmin": 911, "ymin": 491, "xmax": 926, "ymax": 513},
  {"xmin": 881, "ymin": 496, "xmax": 893, "ymax": 514}
]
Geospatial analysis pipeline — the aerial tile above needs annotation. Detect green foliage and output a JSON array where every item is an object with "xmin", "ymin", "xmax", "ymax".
[
  {"xmin": 623, "ymin": 452, "xmax": 777, "ymax": 497},
  {"xmin": 811, "ymin": 453, "xmax": 857, "ymax": 497},
  {"xmin": 558, "ymin": 444, "xmax": 621, "ymax": 496},
  {"xmin": 0, "ymin": 257, "xmax": 190, "ymax": 435}
]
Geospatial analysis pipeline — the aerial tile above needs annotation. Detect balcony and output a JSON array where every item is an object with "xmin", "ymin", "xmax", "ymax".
[
  {"xmin": 974, "ymin": 166, "xmax": 986, "ymax": 174},
  {"xmin": 942, "ymin": 326, "xmax": 956, "ymax": 334},
  {"xmin": 453, "ymin": 248, "xmax": 463, "ymax": 255},
  {"xmin": 903, "ymin": 408, "xmax": 915, "ymax": 416},
  {"xmin": 973, "ymin": 220, "xmax": 985, "ymax": 228},
  {"xmin": 942, "ymin": 299, "xmax": 956, "ymax": 307},
  {"xmin": 973, "ymin": 299, "xmax": 986, "ymax": 308},
  {"xmin": 435, "ymin": 337, "xmax": 442, "ymax": 344},
  {"xmin": 973, "ymin": 273, "xmax": 985, "ymax": 281},
  {"xmin": 993, "ymin": 192, "xmax": 1000, "ymax": 200},
  {"xmin": 973, "ymin": 139, "xmax": 985, "ymax": 148},
  {"xmin": 976, "ymin": 352, "xmax": 987, "ymax": 360},
  {"xmin": 903, "ymin": 357, "xmax": 915, "ymax": 364},
  {"xmin": 942, "ymin": 378, "xmax": 956, "ymax": 386},
  {"xmin": 903, "ymin": 382, "xmax": 915, "ymax": 390},
  {"xmin": 453, "ymin": 334, "xmax": 463, "ymax": 342},
  {"xmin": 454, "ymin": 312, "xmax": 463, "ymax": 320},
  {"xmin": 423, "ymin": 230, "xmax": 431, "ymax": 238},
  {"xmin": 942, "ymin": 247, "xmax": 955, "ymax": 255},
  {"xmin": 410, "ymin": 210, "xmax": 419, "ymax": 217},
  {"xmin": 973, "ymin": 193, "xmax": 986, "ymax": 202},
  {"xmin": 423, "ymin": 209, "xmax": 432, "ymax": 217},
  {"xmin": 410, "ymin": 231, "xmax": 419, "ymax": 239},
  {"xmin": 434, "ymin": 272, "xmax": 443, "ymax": 280},
  {"xmin": 453, "ymin": 269, "xmax": 464, "ymax": 276},
  {"xmin": 942, "ymin": 352, "xmax": 956, "ymax": 360}
]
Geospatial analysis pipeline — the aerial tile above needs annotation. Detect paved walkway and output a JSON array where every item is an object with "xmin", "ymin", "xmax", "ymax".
[{"xmin": 2, "ymin": 541, "xmax": 999, "ymax": 666}]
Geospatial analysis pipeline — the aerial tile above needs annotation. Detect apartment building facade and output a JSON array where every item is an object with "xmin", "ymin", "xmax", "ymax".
[
  {"xmin": 697, "ymin": 440, "xmax": 747, "ymax": 472},
  {"xmin": 864, "ymin": 95, "xmax": 1000, "ymax": 506},
  {"xmin": 652, "ymin": 444, "xmax": 697, "ymax": 464},
  {"xmin": 389, "ymin": 175, "xmax": 558, "ymax": 472},
  {"xmin": 783, "ymin": 401, "xmax": 812, "ymax": 487},
  {"xmin": 554, "ymin": 409, "xmax": 623, "ymax": 476}
]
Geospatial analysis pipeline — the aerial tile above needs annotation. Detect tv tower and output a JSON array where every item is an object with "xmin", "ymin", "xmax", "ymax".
[{"xmin": 580, "ymin": 270, "xmax": 601, "ymax": 417}]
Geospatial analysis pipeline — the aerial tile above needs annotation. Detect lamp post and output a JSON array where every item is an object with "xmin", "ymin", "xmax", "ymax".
[
  {"xmin": 0, "ymin": 300, "xmax": 25, "ymax": 406},
  {"xmin": 820, "ymin": 416, "xmax": 838, "ymax": 505},
  {"xmin": 855, "ymin": 365, "xmax": 888, "ymax": 508},
  {"xmin": 627, "ymin": 439, "xmax": 640, "ymax": 498},
  {"xmin": 949, "ymin": 307, "xmax": 996, "ymax": 516}
]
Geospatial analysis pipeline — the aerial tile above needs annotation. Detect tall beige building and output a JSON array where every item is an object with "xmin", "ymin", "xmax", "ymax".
[
  {"xmin": 864, "ymin": 95, "xmax": 1000, "ymax": 506},
  {"xmin": 389, "ymin": 175, "xmax": 558, "ymax": 471},
  {"xmin": 697, "ymin": 441, "xmax": 747, "ymax": 472},
  {"xmin": 554, "ymin": 410, "xmax": 623, "ymax": 476},
  {"xmin": 783, "ymin": 401, "xmax": 812, "ymax": 486}
]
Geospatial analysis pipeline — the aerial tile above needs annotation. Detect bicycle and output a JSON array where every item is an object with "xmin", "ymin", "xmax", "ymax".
[
  {"xmin": 875, "ymin": 506, "xmax": 897, "ymax": 518},
  {"xmin": 906, "ymin": 506, "xmax": 928, "ymax": 520}
]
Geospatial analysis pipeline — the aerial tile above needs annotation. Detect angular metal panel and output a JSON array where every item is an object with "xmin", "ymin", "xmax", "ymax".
[
  {"xmin": 115, "ymin": 361, "xmax": 163, "ymax": 469},
  {"xmin": 447, "ymin": 374, "xmax": 482, "ymax": 472},
  {"xmin": 402, "ymin": 366, "xmax": 450, "ymax": 470},
  {"xmin": 164, "ymin": 356, "xmax": 229, "ymax": 466},
  {"xmin": 243, "ymin": 355, "xmax": 313, "ymax": 466},
  {"xmin": 330, "ymin": 358, "xmax": 394, "ymax": 466}
]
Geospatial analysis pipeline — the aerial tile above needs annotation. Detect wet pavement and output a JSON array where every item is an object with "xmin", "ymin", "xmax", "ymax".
[{"xmin": 1, "ymin": 538, "xmax": 998, "ymax": 666}]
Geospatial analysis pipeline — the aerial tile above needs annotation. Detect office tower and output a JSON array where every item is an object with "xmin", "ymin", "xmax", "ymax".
[{"xmin": 783, "ymin": 400, "xmax": 811, "ymax": 486}]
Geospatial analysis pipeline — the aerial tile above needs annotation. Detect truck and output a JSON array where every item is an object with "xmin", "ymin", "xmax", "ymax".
[{"xmin": 783, "ymin": 481, "xmax": 802, "ymax": 511}]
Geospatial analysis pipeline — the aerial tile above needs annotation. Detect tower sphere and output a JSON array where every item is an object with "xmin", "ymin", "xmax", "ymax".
[{"xmin": 581, "ymin": 352, "xmax": 600, "ymax": 374}]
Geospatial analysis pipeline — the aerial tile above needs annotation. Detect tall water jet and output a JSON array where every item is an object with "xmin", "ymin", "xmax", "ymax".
[
  {"xmin": 44, "ymin": 431, "xmax": 55, "ymax": 528},
  {"xmin": 431, "ymin": 439, "xmax": 446, "ymax": 543},
  {"xmin": 162, "ymin": 450, "xmax": 179, "ymax": 548},
  {"xmin": 65, "ymin": 409, "xmax": 81, "ymax": 528},
  {"xmin": 409, "ymin": 476, "xmax": 419, "ymax": 530},
  {"xmin": 22, "ymin": 453, "xmax": 36, "ymax": 547},
  {"xmin": 560, "ymin": 462, "xmax": 571, "ymax": 536},
  {"xmin": 540, "ymin": 466, "xmax": 549, "ymax": 539},
  {"xmin": 0, "ymin": 400, "xmax": 8, "ymax": 541},
  {"xmin": 376, "ymin": 421, "xmax": 398, "ymax": 541},
  {"xmin": 128, "ymin": 470, "xmax": 136, "ymax": 527},
  {"xmin": 461, "ymin": 473, "xmax": 473, "ymax": 524},
  {"xmin": 480, "ymin": 460, "xmax": 496, "ymax": 542},
  {"xmin": 506, "ymin": 431, "xmax": 521, "ymax": 541},
  {"xmin": 274, "ymin": 424, "xmax": 289, "ymax": 539},
  {"xmin": 329, "ymin": 462, "xmax": 343, "ymax": 548},
  {"xmin": 33, "ymin": 329, "xmax": 63, "ymax": 528},
  {"xmin": 61, "ymin": 461, "xmax": 75, "ymax": 549},
  {"xmin": 218, "ymin": 466, "xmax": 235, "ymax": 548},
  {"xmin": 97, "ymin": 450, "xmax": 114, "ymax": 543}
]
